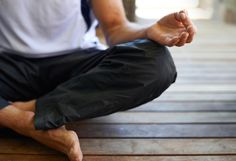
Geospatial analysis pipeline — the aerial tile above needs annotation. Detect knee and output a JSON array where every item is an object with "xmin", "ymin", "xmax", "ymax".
[
  {"xmin": 134, "ymin": 39, "xmax": 177, "ymax": 84},
  {"xmin": 137, "ymin": 39, "xmax": 177, "ymax": 94},
  {"xmin": 157, "ymin": 45, "xmax": 177, "ymax": 85},
  {"xmin": 109, "ymin": 38, "xmax": 177, "ymax": 89}
]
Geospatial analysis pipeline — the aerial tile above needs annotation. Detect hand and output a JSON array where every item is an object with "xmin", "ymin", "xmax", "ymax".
[{"xmin": 146, "ymin": 10, "xmax": 197, "ymax": 47}]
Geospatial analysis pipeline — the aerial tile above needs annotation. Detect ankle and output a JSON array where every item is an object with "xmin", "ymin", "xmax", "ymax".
[
  {"xmin": 17, "ymin": 111, "xmax": 35, "ymax": 130},
  {"xmin": 11, "ymin": 100, "xmax": 36, "ymax": 112},
  {"xmin": 3, "ymin": 106, "xmax": 36, "ymax": 131},
  {"xmin": 0, "ymin": 105, "xmax": 15, "ymax": 127}
]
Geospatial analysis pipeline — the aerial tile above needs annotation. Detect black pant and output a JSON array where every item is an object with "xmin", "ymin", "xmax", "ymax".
[{"xmin": 0, "ymin": 39, "xmax": 177, "ymax": 130}]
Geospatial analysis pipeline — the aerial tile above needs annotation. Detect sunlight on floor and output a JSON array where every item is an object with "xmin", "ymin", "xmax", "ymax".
[{"xmin": 136, "ymin": 0, "xmax": 213, "ymax": 20}]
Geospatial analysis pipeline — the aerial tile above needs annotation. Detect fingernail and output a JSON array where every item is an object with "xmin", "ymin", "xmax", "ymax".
[{"xmin": 180, "ymin": 13, "xmax": 185, "ymax": 20}]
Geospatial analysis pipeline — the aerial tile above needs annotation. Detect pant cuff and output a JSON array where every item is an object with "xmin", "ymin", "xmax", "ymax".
[{"xmin": 0, "ymin": 97, "xmax": 10, "ymax": 109}]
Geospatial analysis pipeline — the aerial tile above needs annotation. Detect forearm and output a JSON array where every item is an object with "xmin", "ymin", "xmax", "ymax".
[
  {"xmin": 91, "ymin": 0, "xmax": 150, "ymax": 46},
  {"xmin": 92, "ymin": 0, "xmax": 196, "ymax": 47},
  {"xmin": 105, "ymin": 22, "xmax": 149, "ymax": 46}
]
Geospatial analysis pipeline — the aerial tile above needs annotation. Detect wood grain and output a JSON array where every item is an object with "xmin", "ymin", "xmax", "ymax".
[
  {"xmin": 2, "ymin": 124, "xmax": 236, "ymax": 139},
  {"xmin": 0, "ymin": 155, "xmax": 67, "ymax": 161},
  {"xmin": 1, "ymin": 138, "xmax": 236, "ymax": 155},
  {"xmin": 0, "ymin": 19, "xmax": 236, "ymax": 161},
  {"xmin": 85, "ymin": 156, "xmax": 236, "ymax": 161},
  {"xmin": 157, "ymin": 93, "xmax": 236, "ymax": 101},
  {"xmin": 167, "ymin": 84, "xmax": 236, "ymax": 92},
  {"xmin": 80, "ymin": 139, "xmax": 236, "ymax": 155},
  {"xmin": 1, "ymin": 155, "xmax": 236, "ymax": 161},
  {"xmin": 79, "ymin": 112, "xmax": 236, "ymax": 124},
  {"xmin": 66, "ymin": 124, "xmax": 236, "ymax": 138},
  {"xmin": 132, "ymin": 101, "xmax": 236, "ymax": 112},
  {"xmin": 0, "ymin": 155, "xmax": 236, "ymax": 161},
  {"xmin": 172, "ymin": 52, "xmax": 236, "ymax": 59}
]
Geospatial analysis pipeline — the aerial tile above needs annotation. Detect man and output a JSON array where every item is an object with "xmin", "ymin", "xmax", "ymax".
[{"xmin": 0, "ymin": 0, "xmax": 196, "ymax": 161}]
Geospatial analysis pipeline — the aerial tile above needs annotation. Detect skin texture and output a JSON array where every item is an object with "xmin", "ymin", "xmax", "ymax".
[
  {"xmin": 0, "ymin": 1, "xmax": 197, "ymax": 161},
  {"xmin": 91, "ymin": 0, "xmax": 197, "ymax": 47}
]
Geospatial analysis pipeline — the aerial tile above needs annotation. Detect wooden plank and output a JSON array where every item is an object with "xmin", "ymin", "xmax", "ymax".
[
  {"xmin": 175, "ymin": 79, "xmax": 236, "ymax": 84},
  {"xmin": 176, "ymin": 78, "xmax": 236, "ymax": 83},
  {"xmin": 80, "ymin": 139, "xmax": 236, "ymax": 155},
  {"xmin": 171, "ymin": 44, "xmax": 236, "ymax": 49},
  {"xmin": 175, "ymin": 57, "xmax": 236, "ymax": 62},
  {"xmin": 169, "ymin": 46, "xmax": 236, "ymax": 53},
  {"xmin": 176, "ymin": 64, "xmax": 236, "ymax": 70},
  {"xmin": 176, "ymin": 65, "xmax": 236, "ymax": 71},
  {"xmin": 79, "ymin": 112, "xmax": 236, "ymax": 124},
  {"xmin": 175, "ymin": 61, "xmax": 236, "ymax": 66},
  {"xmin": 176, "ymin": 63, "xmax": 236, "ymax": 69},
  {"xmin": 177, "ymin": 75, "xmax": 236, "ymax": 81},
  {"xmin": 0, "ymin": 155, "xmax": 236, "ymax": 161},
  {"xmin": 178, "ymin": 71, "xmax": 236, "ymax": 75},
  {"xmin": 177, "ymin": 73, "xmax": 236, "ymax": 78},
  {"xmin": 0, "ymin": 155, "xmax": 67, "ymax": 161},
  {"xmin": 2, "ymin": 124, "xmax": 236, "ymax": 138},
  {"xmin": 178, "ymin": 71, "xmax": 236, "ymax": 76},
  {"xmin": 175, "ymin": 63, "xmax": 236, "ymax": 70},
  {"xmin": 84, "ymin": 156, "xmax": 236, "ymax": 161},
  {"xmin": 176, "ymin": 75, "xmax": 236, "ymax": 82},
  {"xmin": 172, "ymin": 52, "xmax": 236, "ymax": 59},
  {"xmin": 175, "ymin": 59, "xmax": 236, "ymax": 63},
  {"xmin": 177, "ymin": 66, "xmax": 236, "ymax": 70},
  {"xmin": 172, "ymin": 47, "xmax": 236, "ymax": 51},
  {"xmin": 173, "ymin": 50, "xmax": 236, "ymax": 54},
  {"xmin": 1, "ymin": 138, "xmax": 236, "ymax": 155},
  {"xmin": 178, "ymin": 75, "xmax": 236, "ymax": 81},
  {"xmin": 132, "ymin": 101, "xmax": 236, "ymax": 112},
  {"xmin": 157, "ymin": 93, "xmax": 236, "ymax": 101},
  {"xmin": 0, "ymin": 138, "xmax": 58, "ymax": 155},
  {"xmin": 178, "ymin": 68, "xmax": 236, "ymax": 72},
  {"xmin": 178, "ymin": 69, "xmax": 236, "ymax": 74},
  {"xmin": 66, "ymin": 124, "xmax": 236, "ymax": 138},
  {"xmin": 167, "ymin": 84, "xmax": 236, "ymax": 92}
]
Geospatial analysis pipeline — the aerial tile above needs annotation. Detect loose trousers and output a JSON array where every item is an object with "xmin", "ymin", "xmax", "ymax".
[{"xmin": 0, "ymin": 39, "xmax": 177, "ymax": 130}]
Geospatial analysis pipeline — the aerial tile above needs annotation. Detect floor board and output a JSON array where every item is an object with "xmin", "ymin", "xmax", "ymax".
[
  {"xmin": 132, "ymin": 101, "xmax": 236, "ymax": 112},
  {"xmin": 79, "ymin": 112, "xmax": 236, "ymax": 124},
  {"xmin": 1, "ymin": 138, "xmax": 236, "ymax": 155},
  {"xmin": 0, "ymin": 20, "xmax": 236, "ymax": 161},
  {"xmin": 1, "ymin": 155, "xmax": 236, "ymax": 161}
]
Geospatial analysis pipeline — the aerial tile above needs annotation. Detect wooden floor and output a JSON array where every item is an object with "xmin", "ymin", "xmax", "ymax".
[{"xmin": 1, "ymin": 20, "xmax": 236, "ymax": 161}]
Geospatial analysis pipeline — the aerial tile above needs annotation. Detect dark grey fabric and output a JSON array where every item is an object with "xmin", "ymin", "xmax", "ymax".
[
  {"xmin": 0, "ymin": 39, "xmax": 177, "ymax": 130},
  {"xmin": 0, "ymin": 96, "xmax": 9, "ymax": 108}
]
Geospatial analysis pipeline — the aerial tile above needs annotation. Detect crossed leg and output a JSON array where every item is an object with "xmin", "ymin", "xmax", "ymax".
[
  {"xmin": 0, "ymin": 39, "xmax": 177, "ymax": 161},
  {"xmin": 0, "ymin": 102, "xmax": 83, "ymax": 161}
]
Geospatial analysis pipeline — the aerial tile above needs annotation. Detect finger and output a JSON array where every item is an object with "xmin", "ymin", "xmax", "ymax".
[
  {"xmin": 183, "ymin": 9, "xmax": 189, "ymax": 16},
  {"xmin": 180, "ymin": 9, "xmax": 188, "ymax": 17},
  {"xmin": 166, "ymin": 37, "xmax": 180, "ymax": 47},
  {"xmin": 175, "ymin": 10, "xmax": 187, "ymax": 22},
  {"xmin": 179, "ymin": 10, "xmax": 194, "ymax": 29},
  {"xmin": 170, "ymin": 37, "xmax": 181, "ymax": 46},
  {"xmin": 164, "ymin": 36, "xmax": 179, "ymax": 47},
  {"xmin": 186, "ymin": 26, "xmax": 197, "ymax": 43},
  {"xmin": 176, "ymin": 32, "xmax": 189, "ymax": 47},
  {"xmin": 174, "ymin": 12, "xmax": 182, "ymax": 22},
  {"xmin": 164, "ymin": 37, "xmax": 174, "ymax": 47}
]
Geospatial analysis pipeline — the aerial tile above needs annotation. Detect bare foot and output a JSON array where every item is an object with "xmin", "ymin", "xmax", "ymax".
[
  {"xmin": 28, "ymin": 126, "xmax": 83, "ymax": 161},
  {"xmin": 0, "ymin": 105, "xmax": 83, "ymax": 161}
]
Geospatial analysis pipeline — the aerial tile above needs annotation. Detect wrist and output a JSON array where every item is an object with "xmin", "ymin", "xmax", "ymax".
[{"xmin": 146, "ymin": 23, "xmax": 158, "ymax": 40}]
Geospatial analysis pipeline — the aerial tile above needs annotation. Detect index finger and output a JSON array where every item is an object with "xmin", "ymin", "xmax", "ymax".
[{"xmin": 179, "ymin": 10, "xmax": 193, "ymax": 28}]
